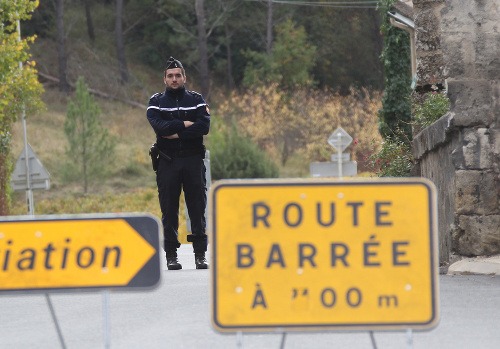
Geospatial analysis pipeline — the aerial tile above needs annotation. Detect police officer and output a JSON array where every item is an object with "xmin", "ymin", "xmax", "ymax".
[{"xmin": 147, "ymin": 57, "xmax": 210, "ymax": 270}]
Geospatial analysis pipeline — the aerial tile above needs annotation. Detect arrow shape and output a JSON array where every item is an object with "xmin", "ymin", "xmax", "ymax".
[{"xmin": 0, "ymin": 215, "xmax": 160, "ymax": 291}]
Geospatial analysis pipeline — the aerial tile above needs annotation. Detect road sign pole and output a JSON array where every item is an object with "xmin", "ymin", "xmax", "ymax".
[
  {"xmin": 236, "ymin": 331, "xmax": 243, "ymax": 349},
  {"xmin": 23, "ymin": 122, "xmax": 34, "ymax": 216},
  {"xmin": 102, "ymin": 290, "xmax": 111, "ymax": 349},
  {"xmin": 279, "ymin": 332, "xmax": 287, "ymax": 349},
  {"xmin": 369, "ymin": 331, "xmax": 378, "ymax": 349},
  {"xmin": 44, "ymin": 293, "xmax": 67, "ymax": 349},
  {"xmin": 406, "ymin": 329, "xmax": 414, "ymax": 349},
  {"xmin": 337, "ymin": 132, "xmax": 342, "ymax": 179},
  {"xmin": 16, "ymin": 20, "xmax": 34, "ymax": 216}
]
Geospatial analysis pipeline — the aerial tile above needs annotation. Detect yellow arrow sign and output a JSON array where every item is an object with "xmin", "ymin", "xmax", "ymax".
[
  {"xmin": 0, "ymin": 214, "xmax": 161, "ymax": 291},
  {"xmin": 210, "ymin": 179, "xmax": 439, "ymax": 332}
]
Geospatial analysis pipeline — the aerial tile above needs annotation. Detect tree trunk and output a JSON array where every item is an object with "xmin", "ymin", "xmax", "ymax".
[
  {"xmin": 195, "ymin": 0, "xmax": 210, "ymax": 97},
  {"xmin": 82, "ymin": 0, "xmax": 95, "ymax": 42},
  {"xmin": 224, "ymin": 22, "xmax": 234, "ymax": 90},
  {"xmin": 115, "ymin": 0, "xmax": 129, "ymax": 84},
  {"xmin": 266, "ymin": 0, "xmax": 273, "ymax": 54},
  {"xmin": 56, "ymin": 0, "xmax": 70, "ymax": 92},
  {"xmin": 369, "ymin": 9, "xmax": 383, "ymax": 84}
]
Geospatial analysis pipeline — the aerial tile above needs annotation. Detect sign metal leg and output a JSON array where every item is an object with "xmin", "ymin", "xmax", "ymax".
[
  {"xmin": 279, "ymin": 331, "xmax": 287, "ymax": 349},
  {"xmin": 406, "ymin": 329, "xmax": 413, "ymax": 349},
  {"xmin": 236, "ymin": 331, "xmax": 243, "ymax": 348},
  {"xmin": 45, "ymin": 293, "xmax": 67, "ymax": 349},
  {"xmin": 369, "ymin": 331, "xmax": 378, "ymax": 349},
  {"xmin": 102, "ymin": 290, "xmax": 111, "ymax": 349}
]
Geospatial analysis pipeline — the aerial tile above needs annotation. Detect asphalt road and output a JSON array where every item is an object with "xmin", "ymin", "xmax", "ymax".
[{"xmin": 0, "ymin": 245, "xmax": 499, "ymax": 349}]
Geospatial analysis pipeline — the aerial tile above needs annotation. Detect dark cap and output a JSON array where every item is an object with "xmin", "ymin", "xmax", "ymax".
[{"xmin": 165, "ymin": 56, "xmax": 183, "ymax": 70}]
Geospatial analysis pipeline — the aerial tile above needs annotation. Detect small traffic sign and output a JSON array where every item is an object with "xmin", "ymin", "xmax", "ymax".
[
  {"xmin": 328, "ymin": 127, "xmax": 353, "ymax": 152},
  {"xmin": 11, "ymin": 144, "xmax": 50, "ymax": 191},
  {"xmin": 0, "ymin": 214, "xmax": 161, "ymax": 292},
  {"xmin": 210, "ymin": 179, "xmax": 438, "ymax": 332}
]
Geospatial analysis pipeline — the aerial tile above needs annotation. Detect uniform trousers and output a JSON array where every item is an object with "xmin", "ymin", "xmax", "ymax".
[{"xmin": 156, "ymin": 153, "xmax": 207, "ymax": 254}]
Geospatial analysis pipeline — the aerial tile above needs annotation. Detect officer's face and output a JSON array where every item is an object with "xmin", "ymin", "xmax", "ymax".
[{"xmin": 164, "ymin": 68, "xmax": 186, "ymax": 90}]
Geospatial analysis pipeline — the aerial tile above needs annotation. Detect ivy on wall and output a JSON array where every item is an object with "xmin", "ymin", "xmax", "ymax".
[{"xmin": 377, "ymin": 0, "xmax": 412, "ymax": 142}]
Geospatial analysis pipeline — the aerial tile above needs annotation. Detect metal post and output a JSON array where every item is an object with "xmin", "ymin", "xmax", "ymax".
[
  {"xmin": 186, "ymin": 150, "xmax": 211, "ymax": 232},
  {"xmin": 16, "ymin": 19, "xmax": 34, "ymax": 216},
  {"xmin": 406, "ymin": 329, "xmax": 413, "ymax": 349},
  {"xmin": 22, "ymin": 112, "xmax": 34, "ymax": 215},
  {"xmin": 45, "ymin": 294, "xmax": 67, "ymax": 349},
  {"xmin": 279, "ymin": 332, "xmax": 287, "ymax": 349},
  {"xmin": 236, "ymin": 331, "xmax": 243, "ymax": 348},
  {"xmin": 369, "ymin": 331, "xmax": 378, "ymax": 349},
  {"xmin": 337, "ymin": 132, "xmax": 342, "ymax": 179},
  {"xmin": 103, "ymin": 291, "xmax": 111, "ymax": 349}
]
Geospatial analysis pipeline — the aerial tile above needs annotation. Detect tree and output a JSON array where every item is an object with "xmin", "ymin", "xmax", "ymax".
[
  {"xmin": 243, "ymin": 19, "xmax": 316, "ymax": 90},
  {"xmin": 115, "ymin": 0, "xmax": 129, "ymax": 83},
  {"xmin": 266, "ymin": 0, "xmax": 273, "ymax": 54},
  {"xmin": 223, "ymin": 21, "xmax": 235, "ymax": 90},
  {"xmin": 209, "ymin": 122, "xmax": 279, "ymax": 180},
  {"xmin": 64, "ymin": 77, "xmax": 116, "ymax": 193},
  {"xmin": 195, "ymin": 0, "xmax": 209, "ymax": 97},
  {"xmin": 377, "ymin": 0, "xmax": 412, "ymax": 141},
  {"xmin": 55, "ymin": 0, "xmax": 70, "ymax": 92},
  {"xmin": 82, "ymin": 0, "xmax": 95, "ymax": 42},
  {"xmin": 0, "ymin": 0, "xmax": 44, "ymax": 215},
  {"xmin": 295, "ymin": 6, "xmax": 384, "ymax": 93}
]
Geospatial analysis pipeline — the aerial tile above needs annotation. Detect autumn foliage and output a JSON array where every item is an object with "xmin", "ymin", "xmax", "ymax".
[
  {"xmin": 0, "ymin": 1, "xmax": 44, "ymax": 214},
  {"xmin": 216, "ymin": 85, "xmax": 383, "ymax": 172}
]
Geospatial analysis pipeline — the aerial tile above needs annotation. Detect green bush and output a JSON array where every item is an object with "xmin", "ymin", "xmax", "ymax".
[
  {"xmin": 369, "ymin": 91, "xmax": 449, "ymax": 178},
  {"xmin": 210, "ymin": 126, "xmax": 279, "ymax": 180},
  {"xmin": 369, "ymin": 136, "xmax": 413, "ymax": 177},
  {"xmin": 413, "ymin": 92, "xmax": 450, "ymax": 128}
]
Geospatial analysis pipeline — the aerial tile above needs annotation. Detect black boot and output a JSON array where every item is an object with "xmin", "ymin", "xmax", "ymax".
[
  {"xmin": 166, "ymin": 251, "xmax": 182, "ymax": 270},
  {"xmin": 195, "ymin": 253, "xmax": 208, "ymax": 269}
]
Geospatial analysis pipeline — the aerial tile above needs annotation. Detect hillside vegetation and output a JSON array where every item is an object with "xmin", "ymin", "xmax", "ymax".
[
  {"xmin": 9, "ymin": 0, "xmax": 387, "ymax": 228},
  {"xmin": 10, "ymin": 40, "xmax": 384, "ymax": 214},
  {"xmin": 9, "ymin": 35, "xmax": 164, "ymax": 213}
]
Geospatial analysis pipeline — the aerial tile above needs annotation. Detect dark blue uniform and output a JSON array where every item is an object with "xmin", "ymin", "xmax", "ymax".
[{"xmin": 147, "ymin": 86, "xmax": 210, "ymax": 255}]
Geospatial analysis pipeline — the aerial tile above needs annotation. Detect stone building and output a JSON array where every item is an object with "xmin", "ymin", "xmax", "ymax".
[{"xmin": 407, "ymin": 0, "xmax": 499, "ymax": 264}]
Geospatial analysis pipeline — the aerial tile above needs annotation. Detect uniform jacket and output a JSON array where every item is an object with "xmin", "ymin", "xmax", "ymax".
[{"xmin": 147, "ymin": 86, "xmax": 210, "ymax": 152}]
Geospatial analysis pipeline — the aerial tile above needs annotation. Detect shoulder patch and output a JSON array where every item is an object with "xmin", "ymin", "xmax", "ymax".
[{"xmin": 149, "ymin": 92, "xmax": 162, "ymax": 99}]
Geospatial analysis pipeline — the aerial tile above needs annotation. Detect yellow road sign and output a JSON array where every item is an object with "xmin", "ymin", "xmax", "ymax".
[
  {"xmin": 210, "ymin": 179, "xmax": 439, "ymax": 332},
  {"xmin": 0, "ymin": 214, "xmax": 161, "ymax": 292}
]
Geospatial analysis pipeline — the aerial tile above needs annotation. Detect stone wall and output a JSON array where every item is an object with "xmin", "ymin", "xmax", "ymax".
[
  {"xmin": 411, "ymin": 0, "xmax": 500, "ymax": 263},
  {"xmin": 413, "ymin": 0, "xmax": 446, "ymax": 88}
]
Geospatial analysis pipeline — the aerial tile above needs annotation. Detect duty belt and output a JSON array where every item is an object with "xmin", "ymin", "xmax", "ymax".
[{"xmin": 162, "ymin": 146, "xmax": 205, "ymax": 158}]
